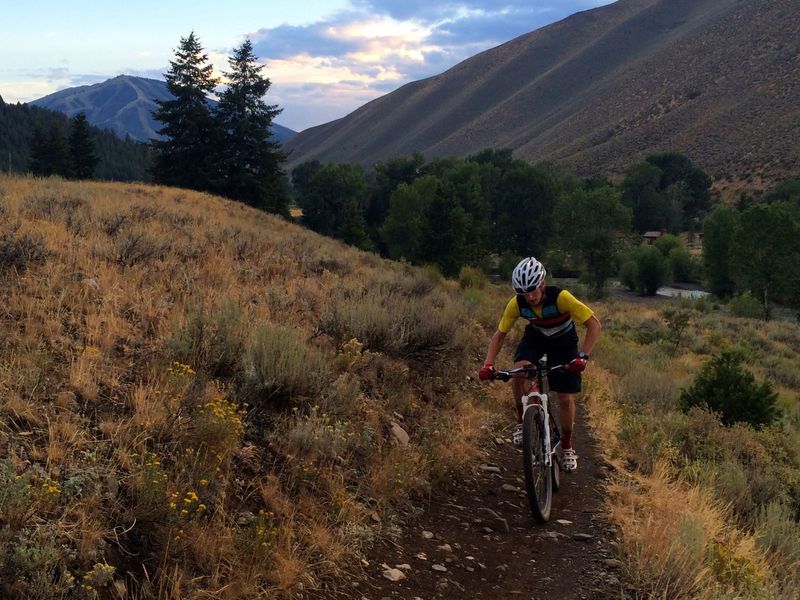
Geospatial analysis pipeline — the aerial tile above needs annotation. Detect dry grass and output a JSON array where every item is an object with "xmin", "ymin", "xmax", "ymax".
[
  {"xmin": 0, "ymin": 173, "xmax": 491, "ymax": 598},
  {"xmin": 585, "ymin": 296, "xmax": 800, "ymax": 598}
]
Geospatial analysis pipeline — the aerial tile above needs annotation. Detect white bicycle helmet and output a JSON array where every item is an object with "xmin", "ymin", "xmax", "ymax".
[{"xmin": 511, "ymin": 257, "xmax": 546, "ymax": 293}]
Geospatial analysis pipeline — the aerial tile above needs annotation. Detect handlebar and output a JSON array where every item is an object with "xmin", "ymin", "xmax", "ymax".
[{"xmin": 488, "ymin": 363, "xmax": 565, "ymax": 382}]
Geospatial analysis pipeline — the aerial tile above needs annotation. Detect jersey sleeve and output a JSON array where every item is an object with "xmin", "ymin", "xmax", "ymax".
[
  {"xmin": 556, "ymin": 290, "xmax": 594, "ymax": 325},
  {"xmin": 498, "ymin": 296, "xmax": 520, "ymax": 333}
]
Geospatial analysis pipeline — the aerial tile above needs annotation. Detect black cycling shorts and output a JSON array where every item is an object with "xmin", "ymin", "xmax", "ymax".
[{"xmin": 513, "ymin": 325, "xmax": 581, "ymax": 393}]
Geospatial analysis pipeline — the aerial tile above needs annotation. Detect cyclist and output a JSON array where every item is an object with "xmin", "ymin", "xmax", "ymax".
[{"xmin": 478, "ymin": 257, "xmax": 601, "ymax": 472}]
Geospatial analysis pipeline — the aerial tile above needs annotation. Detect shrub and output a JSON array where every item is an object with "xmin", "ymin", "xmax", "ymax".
[
  {"xmin": 619, "ymin": 260, "xmax": 638, "ymax": 291},
  {"xmin": 679, "ymin": 348, "xmax": 780, "ymax": 428},
  {"xmin": 457, "ymin": 265, "xmax": 488, "ymax": 290},
  {"xmin": 668, "ymin": 246, "xmax": 697, "ymax": 283},
  {"xmin": 166, "ymin": 298, "xmax": 246, "ymax": 377},
  {"xmin": 420, "ymin": 263, "xmax": 443, "ymax": 283},
  {"xmin": 320, "ymin": 285, "xmax": 474, "ymax": 370},
  {"xmin": 241, "ymin": 322, "xmax": 328, "ymax": 406},
  {"xmin": 112, "ymin": 229, "xmax": 170, "ymax": 266},
  {"xmin": 661, "ymin": 307, "xmax": 691, "ymax": 352},
  {"xmin": 756, "ymin": 501, "xmax": 800, "ymax": 578},
  {"xmin": 23, "ymin": 191, "xmax": 86, "ymax": 222},
  {"xmin": 633, "ymin": 317, "xmax": 668, "ymax": 345},
  {"xmin": 653, "ymin": 233, "xmax": 683, "ymax": 257},
  {"xmin": 728, "ymin": 291, "xmax": 763, "ymax": 319},
  {"xmin": 0, "ymin": 231, "xmax": 49, "ymax": 271}
]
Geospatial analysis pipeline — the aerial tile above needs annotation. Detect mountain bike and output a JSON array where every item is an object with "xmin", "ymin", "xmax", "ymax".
[{"xmin": 489, "ymin": 360, "xmax": 563, "ymax": 523}]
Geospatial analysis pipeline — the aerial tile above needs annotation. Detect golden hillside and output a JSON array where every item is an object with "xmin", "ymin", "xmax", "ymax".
[{"xmin": 0, "ymin": 174, "xmax": 493, "ymax": 598}]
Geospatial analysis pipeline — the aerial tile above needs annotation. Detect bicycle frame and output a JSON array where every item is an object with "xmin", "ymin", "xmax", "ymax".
[
  {"xmin": 494, "ymin": 361, "xmax": 562, "ymax": 467},
  {"xmin": 521, "ymin": 380, "xmax": 554, "ymax": 468}
]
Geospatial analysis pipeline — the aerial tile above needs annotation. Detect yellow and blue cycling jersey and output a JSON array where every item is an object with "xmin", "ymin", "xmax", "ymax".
[{"xmin": 498, "ymin": 286, "xmax": 593, "ymax": 338}]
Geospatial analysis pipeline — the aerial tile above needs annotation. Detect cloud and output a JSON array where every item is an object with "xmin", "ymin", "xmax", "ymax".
[
  {"xmin": 243, "ymin": 1, "xmax": 616, "ymax": 129},
  {"xmin": 250, "ymin": 19, "xmax": 364, "ymax": 61}
]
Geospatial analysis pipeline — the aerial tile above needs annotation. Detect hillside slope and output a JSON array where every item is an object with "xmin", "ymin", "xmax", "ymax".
[
  {"xmin": 0, "ymin": 174, "xmax": 490, "ymax": 597},
  {"xmin": 32, "ymin": 75, "xmax": 297, "ymax": 143},
  {"xmin": 285, "ymin": 0, "xmax": 800, "ymax": 185}
]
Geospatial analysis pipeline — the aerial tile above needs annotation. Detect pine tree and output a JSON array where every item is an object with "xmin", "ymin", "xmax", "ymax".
[
  {"xmin": 68, "ymin": 113, "xmax": 98, "ymax": 179},
  {"xmin": 28, "ymin": 124, "xmax": 70, "ymax": 177},
  {"xmin": 216, "ymin": 39, "xmax": 286, "ymax": 213},
  {"xmin": 151, "ymin": 32, "xmax": 220, "ymax": 192}
]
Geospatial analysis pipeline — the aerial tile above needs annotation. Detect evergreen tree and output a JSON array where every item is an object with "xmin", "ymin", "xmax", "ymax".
[
  {"xmin": 28, "ymin": 124, "xmax": 70, "ymax": 177},
  {"xmin": 151, "ymin": 32, "xmax": 220, "ymax": 192},
  {"xmin": 68, "ymin": 113, "xmax": 99, "ymax": 179},
  {"xmin": 216, "ymin": 38, "xmax": 287, "ymax": 213},
  {"xmin": 680, "ymin": 348, "xmax": 779, "ymax": 428}
]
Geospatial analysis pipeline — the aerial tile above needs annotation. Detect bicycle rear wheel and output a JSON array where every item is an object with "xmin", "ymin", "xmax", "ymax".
[{"xmin": 522, "ymin": 405, "xmax": 552, "ymax": 523}]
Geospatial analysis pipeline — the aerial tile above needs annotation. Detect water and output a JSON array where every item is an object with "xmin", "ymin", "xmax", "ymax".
[{"xmin": 656, "ymin": 286, "xmax": 710, "ymax": 299}]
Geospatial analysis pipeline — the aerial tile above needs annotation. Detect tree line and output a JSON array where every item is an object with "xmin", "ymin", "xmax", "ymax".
[
  {"xmin": 291, "ymin": 151, "xmax": 799, "ymax": 316},
  {"xmin": 0, "ymin": 100, "xmax": 150, "ymax": 181}
]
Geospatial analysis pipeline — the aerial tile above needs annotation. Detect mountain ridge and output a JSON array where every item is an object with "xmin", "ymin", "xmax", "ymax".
[
  {"xmin": 32, "ymin": 75, "xmax": 297, "ymax": 144},
  {"xmin": 285, "ymin": 0, "xmax": 800, "ymax": 187}
]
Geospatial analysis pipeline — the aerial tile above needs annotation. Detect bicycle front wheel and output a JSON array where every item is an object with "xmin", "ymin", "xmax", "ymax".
[{"xmin": 522, "ymin": 405, "xmax": 552, "ymax": 523}]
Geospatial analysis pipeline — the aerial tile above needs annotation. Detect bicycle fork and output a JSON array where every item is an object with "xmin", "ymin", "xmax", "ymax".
[{"xmin": 521, "ymin": 393, "xmax": 552, "ymax": 467}]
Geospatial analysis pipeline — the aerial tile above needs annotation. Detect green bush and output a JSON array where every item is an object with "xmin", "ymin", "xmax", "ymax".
[
  {"xmin": 653, "ymin": 233, "xmax": 683, "ymax": 257},
  {"xmin": 457, "ymin": 265, "xmax": 488, "ymax": 290},
  {"xmin": 727, "ymin": 291, "xmax": 763, "ymax": 319},
  {"xmin": 679, "ymin": 348, "xmax": 780, "ymax": 428},
  {"xmin": 635, "ymin": 245, "xmax": 669, "ymax": 295},
  {"xmin": 633, "ymin": 317, "xmax": 668, "ymax": 345},
  {"xmin": 619, "ymin": 260, "xmax": 638, "ymax": 291},
  {"xmin": 668, "ymin": 246, "xmax": 697, "ymax": 283}
]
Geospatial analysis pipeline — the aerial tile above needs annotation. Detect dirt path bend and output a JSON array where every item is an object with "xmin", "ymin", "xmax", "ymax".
[{"xmin": 350, "ymin": 405, "xmax": 623, "ymax": 600}]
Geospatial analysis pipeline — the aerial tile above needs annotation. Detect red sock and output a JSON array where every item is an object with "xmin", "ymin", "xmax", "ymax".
[
  {"xmin": 562, "ymin": 431, "xmax": 573, "ymax": 449},
  {"xmin": 516, "ymin": 404, "xmax": 523, "ymax": 424}
]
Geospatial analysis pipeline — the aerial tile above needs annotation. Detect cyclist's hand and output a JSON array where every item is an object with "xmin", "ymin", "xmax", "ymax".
[
  {"xmin": 565, "ymin": 355, "xmax": 587, "ymax": 373},
  {"xmin": 478, "ymin": 365, "xmax": 495, "ymax": 381}
]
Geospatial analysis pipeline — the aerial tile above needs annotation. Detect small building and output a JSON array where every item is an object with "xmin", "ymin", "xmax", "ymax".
[{"xmin": 644, "ymin": 230, "xmax": 665, "ymax": 245}]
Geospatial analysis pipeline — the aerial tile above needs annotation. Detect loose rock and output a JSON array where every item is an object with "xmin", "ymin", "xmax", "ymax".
[{"xmin": 382, "ymin": 568, "xmax": 406, "ymax": 582}]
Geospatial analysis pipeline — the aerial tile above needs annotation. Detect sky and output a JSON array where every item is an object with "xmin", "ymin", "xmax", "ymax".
[{"xmin": 1, "ymin": 0, "xmax": 614, "ymax": 131}]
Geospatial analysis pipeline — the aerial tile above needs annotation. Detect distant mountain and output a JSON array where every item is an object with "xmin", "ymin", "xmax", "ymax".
[
  {"xmin": 32, "ymin": 75, "xmax": 297, "ymax": 144},
  {"xmin": 285, "ymin": 0, "xmax": 800, "ymax": 188}
]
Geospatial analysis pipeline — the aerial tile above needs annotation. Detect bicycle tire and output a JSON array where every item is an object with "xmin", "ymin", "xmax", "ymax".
[
  {"xmin": 548, "ymin": 399, "xmax": 561, "ymax": 493},
  {"xmin": 522, "ymin": 404, "xmax": 552, "ymax": 523}
]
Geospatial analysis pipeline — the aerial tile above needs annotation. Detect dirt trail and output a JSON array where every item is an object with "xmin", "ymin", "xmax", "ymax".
[{"xmin": 321, "ymin": 404, "xmax": 623, "ymax": 600}]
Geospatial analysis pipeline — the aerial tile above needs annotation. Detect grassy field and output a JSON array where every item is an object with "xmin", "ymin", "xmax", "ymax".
[{"xmin": 0, "ymin": 174, "xmax": 497, "ymax": 598}]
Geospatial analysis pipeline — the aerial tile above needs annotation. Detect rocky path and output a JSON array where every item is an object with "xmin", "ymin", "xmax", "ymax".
[{"xmin": 348, "ymin": 405, "xmax": 623, "ymax": 600}]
